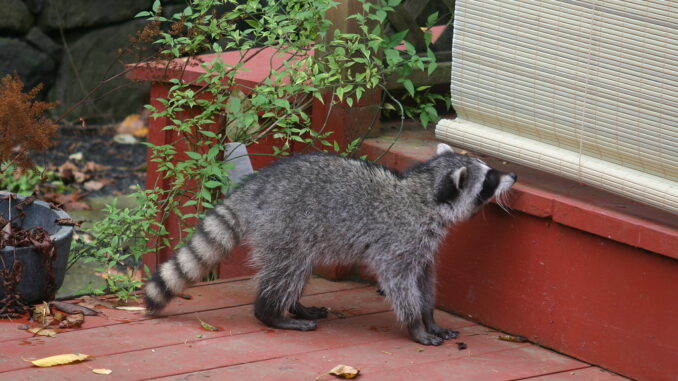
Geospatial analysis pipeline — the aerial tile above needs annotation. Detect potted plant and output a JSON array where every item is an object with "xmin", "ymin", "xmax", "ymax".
[{"xmin": 0, "ymin": 74, "xmax": 73, "ymax": 317}]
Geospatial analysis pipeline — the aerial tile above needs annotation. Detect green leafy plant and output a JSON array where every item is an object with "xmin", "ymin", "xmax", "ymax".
[
  {"xmin": 78, "ymin": 0, "xmax": 447, "ymax": 300},
  {"xmin": 70, "ymin": 193, "xmax": 165, "ymax": 302}
]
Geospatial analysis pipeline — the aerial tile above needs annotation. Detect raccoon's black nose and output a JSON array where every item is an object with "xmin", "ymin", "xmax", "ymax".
[{"xmin": 509, "ymin": 173, "xmax": 517, "ymax": 181}]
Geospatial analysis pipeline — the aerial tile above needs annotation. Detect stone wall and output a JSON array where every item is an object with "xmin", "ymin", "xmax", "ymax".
[{"xmin": 0, "ymin": 0, "xmax": 184, "ymax": 122}]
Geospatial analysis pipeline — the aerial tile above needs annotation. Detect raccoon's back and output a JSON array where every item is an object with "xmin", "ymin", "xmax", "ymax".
[{"xmin": 231, "ymin": 153, "xmax": 412, "ymax": 237}]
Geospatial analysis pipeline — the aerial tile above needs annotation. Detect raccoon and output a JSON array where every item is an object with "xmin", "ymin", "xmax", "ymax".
[{"xmin": 144, "ymin": 143, "xmax": 516, "ymax": 345}]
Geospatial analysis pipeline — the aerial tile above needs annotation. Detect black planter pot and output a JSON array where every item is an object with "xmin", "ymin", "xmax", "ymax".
[{"xmin": 0, "ymin": 191, "xmax": 74, "ymax": 305}]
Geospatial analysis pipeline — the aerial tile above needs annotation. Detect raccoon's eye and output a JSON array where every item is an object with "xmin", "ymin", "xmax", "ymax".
[{"xmin": 476, "ymin": 169, "xmax": 499, "ymax": 205}]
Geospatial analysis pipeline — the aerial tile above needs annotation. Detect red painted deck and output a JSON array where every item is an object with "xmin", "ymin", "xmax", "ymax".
[{"xmin": 1, "ymin": 277, "xmax": 625, "ymax": 380}]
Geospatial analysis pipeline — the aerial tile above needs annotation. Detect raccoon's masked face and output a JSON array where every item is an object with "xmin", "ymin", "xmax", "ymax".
[{"xmin": 433, "ymin": 143, "xmax": 517, "ymax": 223}]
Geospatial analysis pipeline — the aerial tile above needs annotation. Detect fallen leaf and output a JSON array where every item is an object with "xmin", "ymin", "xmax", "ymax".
[
  {"xmin": 56, "ymin": 161, "xmax": 88, "ymax": 183},
  {"xmin": 51, "ymin": 301, "xmax": 99, "ymax": 316},
  {"xmin": 55, "ymin": 218, "xmax": 83, "ymax": 227},
  {"xmin": 132, "ymin": 127, "xmax": 149, "ymax": 138},
  {"xmin": 79, "ymin": 295, "xmax": 116, "ymax": 309},
  {"xmin": 84, "ymin": 161, "xmax": 111, "ymax": 173},
  {"xmin": 115, "ymin": 306, "xmax": 146, "ymax": 311},
  {"xmin": 498, "ymin": 334, "xmax": 528, "ymax": 343},
  {"xmin": 16, "ymin": 324, "xmax": 29, "ymax": 330},
  {"xmin": 178, "ymin": 293, "xmax": 192, "ymax": 300},
  {"xmin": 41, "ymin": 191, "xmax": 91, "ymax": 211},
  {"xmin": 2, "ymin": 221, "xmax": 11, "ymax": 236},
  {"xmin": 58, "ymin": 313, "xmax": 84, "ymax": 329},
  {"xmin": 113, "ymin": 133, "xmax": 138, "ymax": 144},
  {"xmin": 32, "ymin": 302, "xmax": 51, "ymax": 324},
  {"xmin": 83, "ymin": 180, "xmax": 105, "ymax": 191},
  {"xmin": 68, "ymin": 152, "xmax": 84, "ymax": 161},
  {"xmin": 29, "ymin": 353, "xmax": 90, "ymax": 367},
  {"xmin": 198, "ymin": 318, "xmax": 222, "ymax": 332},
  {"xmin": 331, "ymin": 311, "xmax": 347, "ymax": 319},
  {"xmin": 329, "ymin": 364, "xmax": 360, "ymax": 379},
  {"xmin": 92, "ymin": 368, "xmax": 112, "ymax": 375},
  {"xmin": 116, "ymin": 114, "xmax": 148, "ymax": 137},
  {"xmin": 28, "ymin": 327, "xmax": 57, "ymax": 337},
  {"xmin": 73, "ymin": 232, "xmax": 95, "ymax": 243}
]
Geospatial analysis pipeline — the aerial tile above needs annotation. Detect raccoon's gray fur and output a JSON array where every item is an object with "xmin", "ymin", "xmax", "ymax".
[{"xmin": 144, "ymin": 143, "xmax": 516, "ymax": 345}]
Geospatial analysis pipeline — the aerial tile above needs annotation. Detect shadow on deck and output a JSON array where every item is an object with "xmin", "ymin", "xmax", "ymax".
[{"xmin": 0, "ymin": 277, "xmax": 626, "ymax": 380}]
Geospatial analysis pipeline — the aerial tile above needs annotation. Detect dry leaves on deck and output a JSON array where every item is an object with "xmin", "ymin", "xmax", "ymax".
[
  {"xmin": 329, "ymin": 364, "xmax": 360, "ymax": 379},
  {"xmin": 22, "ymin": 301, "xmax": 90, "ymax": 337},
  {"xmin": 92, "ymin": 368, "xmax": 113, "ymax": 375},
  {"xmin": 29, "ymin": 353, "xmax": 90, "ymax": 367}
]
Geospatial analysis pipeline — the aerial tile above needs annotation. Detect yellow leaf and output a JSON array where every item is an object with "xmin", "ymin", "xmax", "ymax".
[
  {"xmin": 92, "ymin": 368, "xmax": 112, "ymax": 375},
  {"xmin": 30, "ymin": 353, "xmax": 90, "ymax": 367},
  {"xmin": 498, "ymin": 334, "xmax": 528, "ymax": 343},
  {"xmin": 329, "ymin": 364, "xmax": 360, "ymax": 379},
  {"xmin": 132, "ymin": 127, "xmax": 149, "ymax": 138},
  {"xmin": 28, "ymin": 327, "xmax": 57, "ymax": 337}
]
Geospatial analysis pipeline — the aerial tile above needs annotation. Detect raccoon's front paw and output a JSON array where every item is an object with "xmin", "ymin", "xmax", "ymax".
[{"xmin": 431, "ymin": 327, "xmax": 459, "ymax": 340}]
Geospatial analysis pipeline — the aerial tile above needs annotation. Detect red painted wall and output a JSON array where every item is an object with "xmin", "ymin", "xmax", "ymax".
[{"xmin": 434, "ymin": 204, "xmax": 677, "ymax": 381}]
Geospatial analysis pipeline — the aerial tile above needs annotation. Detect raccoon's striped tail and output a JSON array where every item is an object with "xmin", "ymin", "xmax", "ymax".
[{"xmin": 143, "ymin": 203, "xmax": 242, "ymax": 314}]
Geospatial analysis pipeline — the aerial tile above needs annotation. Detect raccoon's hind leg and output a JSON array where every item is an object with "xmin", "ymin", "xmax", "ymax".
[{"xmin": 254, "ymin": 257, "xmax": 318, "ymax": 331}]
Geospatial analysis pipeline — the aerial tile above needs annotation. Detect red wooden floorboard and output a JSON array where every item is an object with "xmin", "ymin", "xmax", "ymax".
[
  {"xmin": 523, "ymin": 366, "xmax": 629, "ymax": 380},
  {"xmin": 0, "ymin": 278, "xmax": 627, "ymax": 380}
]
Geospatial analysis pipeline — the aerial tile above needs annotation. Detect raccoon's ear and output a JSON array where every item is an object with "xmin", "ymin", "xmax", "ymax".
[
  {"xmin": 436, "ymin": 143, "xmax": 455, "ymax": 156},
  {"xmin": 435, "ymin": 167, "xmax": 467, "ymax": 204},
  {"xmin": 451, "ymin": 166, "xmax": 468, "ymax": 189}
]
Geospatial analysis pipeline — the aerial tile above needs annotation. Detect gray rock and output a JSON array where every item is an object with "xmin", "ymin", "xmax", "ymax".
[
  {"xmin": 53, "ymin": 20, "xmax": 150, "ymax": 122},
  {"xmin": 24, "ymin": 26, "xmax": 61, "ymax": 58},
  {"xmin": 24, "ymin": 0, "xmax": 45, "ymax": 14},
  {"xmin": 0, "ymin": 37, "xmax": 55, "ymax": 91},
  {"xmin": 0, "ymin": 0, "xmax": 34, "ymax": 34},
  {"xmin": 38, "ymin": 0, "xmax": 153, "ymax": 30}
]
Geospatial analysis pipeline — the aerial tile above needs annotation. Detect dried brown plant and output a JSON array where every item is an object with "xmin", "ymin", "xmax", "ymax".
[{"xmin": 0, "ymin": 74, "xmax": 58, "ymax": 169}]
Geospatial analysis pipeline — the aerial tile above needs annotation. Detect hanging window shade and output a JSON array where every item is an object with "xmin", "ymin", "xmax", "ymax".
[{"xmin": 435, "ymin": 0, "xmax": 678, "ymax": 213}]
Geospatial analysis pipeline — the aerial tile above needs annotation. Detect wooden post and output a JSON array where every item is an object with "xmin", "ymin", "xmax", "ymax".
[{"xmin": 308, "ymin": 0, "xmax": 382, "ymax": 151}]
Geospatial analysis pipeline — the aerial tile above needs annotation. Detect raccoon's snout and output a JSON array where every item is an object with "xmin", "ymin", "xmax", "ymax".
[{"xmin": 508, "ymin": 173, "xmax": 517, "ymax": 182}]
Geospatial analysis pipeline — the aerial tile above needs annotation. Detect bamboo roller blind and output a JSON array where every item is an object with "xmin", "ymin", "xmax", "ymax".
[{"xmin": 435, "ymin": 0, "xmax": 678, "ymax": 213}]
